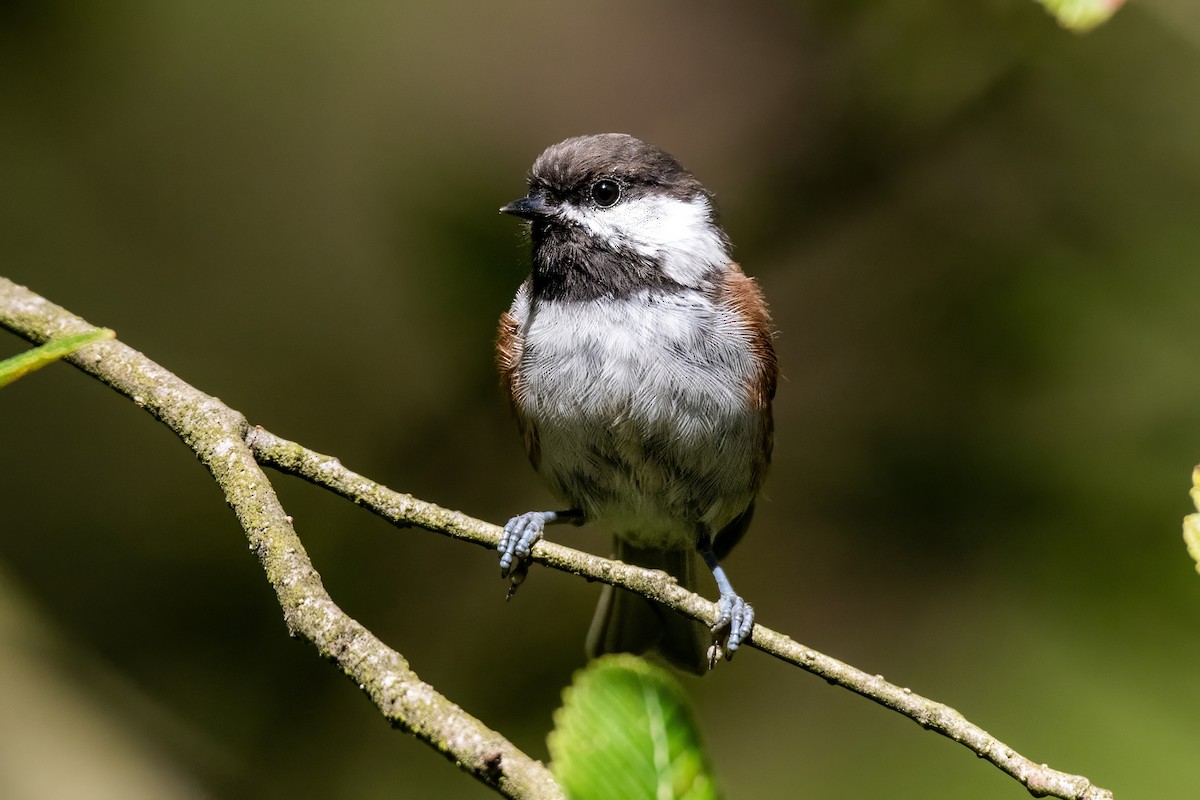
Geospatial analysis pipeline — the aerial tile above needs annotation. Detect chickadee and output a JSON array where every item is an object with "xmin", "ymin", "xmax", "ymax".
[{"xmin": 496, "ymin": 133, "xmax": 777, "ymax": 673}]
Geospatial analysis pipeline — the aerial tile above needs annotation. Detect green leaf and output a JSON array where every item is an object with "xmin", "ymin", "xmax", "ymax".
[
  {"xmin": 549, "ymin": 655, "xmax": 720, "ymax": 800},
  {"xmin": 1034, "ymin": 0, "xmax": 1125, "ymax": 32},
  {"xmin": 1183, "ymin": 466, "xmax": 1200, "ymax": 575},
  {"xmin": 0, "ymin": 329, "xmax": 114, "ymax": 389}
]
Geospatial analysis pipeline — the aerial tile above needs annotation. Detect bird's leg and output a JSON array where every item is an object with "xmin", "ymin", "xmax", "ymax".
[
  {"xmin": 698, "ymin": 535, "xmax": 755, "ymax": 663},
  {"xmin": 499, "ymin": 509, "xmax": 584, "ymax": 594}
]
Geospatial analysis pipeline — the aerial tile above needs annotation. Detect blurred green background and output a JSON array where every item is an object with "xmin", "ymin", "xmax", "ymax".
[{"xmin": 2, "ymin": 1, "xmax": 1199, "ymax": 797}]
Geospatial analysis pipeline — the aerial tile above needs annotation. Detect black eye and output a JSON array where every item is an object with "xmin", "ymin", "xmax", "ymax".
[{"xmin": 590, "ymin": 179, "xmax": 621, "ymax": 208}]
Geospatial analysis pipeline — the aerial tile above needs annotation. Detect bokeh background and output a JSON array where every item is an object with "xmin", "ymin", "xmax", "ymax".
[{"xmin": 2, "ymin": 2, "xmax": 1199, "ymax": 797}]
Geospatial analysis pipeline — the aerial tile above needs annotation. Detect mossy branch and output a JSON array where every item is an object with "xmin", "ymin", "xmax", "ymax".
[
  {"xmin": 0, "ymin": 277, "xmax": 561, "ymax": 800},
  {"xmin": 247, "ymin": 427, "xmax": 1112, "ymax": 800},
  {"xmin": 0, "ymin": 276, "xmax": 1112, "ymax": 800}
]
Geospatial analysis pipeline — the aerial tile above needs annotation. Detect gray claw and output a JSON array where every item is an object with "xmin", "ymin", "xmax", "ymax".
[
  {"xmin": 498, "ymin": 511, "xmax": 552, "ymax": 574},
  {"xmin": 713, "ymin": 592, "xmax": 755, "ymax": 657}
]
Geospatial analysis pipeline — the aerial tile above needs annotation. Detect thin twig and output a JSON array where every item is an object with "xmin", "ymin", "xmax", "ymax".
[
  {"xmin": 249, "ymin": 422, "xmax": 1114, "ymax": 800},
  {"xmin": 0, "ymin": 277, "xmax": 563, "ymax": 800},
  {"xmin": 0, "ymin": 276, "xmax": 1113, "ymax": 800}
]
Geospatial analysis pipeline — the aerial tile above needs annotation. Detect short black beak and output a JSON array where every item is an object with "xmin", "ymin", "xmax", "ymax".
[{"xmin": 499, "ymin": 193, "xmax": 554, "ymax": 220}]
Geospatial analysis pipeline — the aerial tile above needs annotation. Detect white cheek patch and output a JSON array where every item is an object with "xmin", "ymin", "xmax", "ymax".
[{"xmin": 559, "ymin": 195, "xmax": 729, "ymax": 286}]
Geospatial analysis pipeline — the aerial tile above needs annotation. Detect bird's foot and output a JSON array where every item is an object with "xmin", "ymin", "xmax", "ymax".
[
  {"xmin": 498, "ymin": 511, "xmax": 560, "ymax": 575},
  {"xmin": 708, "ymin": 591, "xmax": 755, "ymax": 665},
  {"xmin": 498, "ymin": 509, "xmax": 582, "ymax": 599}
]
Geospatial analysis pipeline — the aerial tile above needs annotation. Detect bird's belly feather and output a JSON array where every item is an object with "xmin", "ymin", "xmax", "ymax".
[{"xmin": 515, "ymin": 291, "xmax": 763, "ymax": 549}]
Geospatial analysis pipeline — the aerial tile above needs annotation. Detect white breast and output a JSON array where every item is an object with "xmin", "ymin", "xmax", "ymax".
[{"xmin": 512, "ymin": 287, "xmax": 764, "ymax": 548}]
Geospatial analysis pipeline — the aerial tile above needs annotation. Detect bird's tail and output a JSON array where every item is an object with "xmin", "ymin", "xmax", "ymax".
[{"xmin": 585, "ymin": 540, "xmax": 711, "ymax": 675}]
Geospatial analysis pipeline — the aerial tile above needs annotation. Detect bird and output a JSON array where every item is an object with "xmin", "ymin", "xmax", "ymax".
[{"xmin": 495, "ymin": 133, "xmax": 777, "ymax": 673}]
